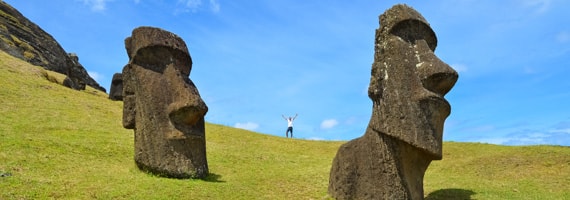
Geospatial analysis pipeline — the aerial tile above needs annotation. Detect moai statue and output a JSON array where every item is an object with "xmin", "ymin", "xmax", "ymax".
[
  {"xmin": 328, "ymin": 4, "xmax": 458, "ymax": 199},
  {"xmin": 108, "ymin": 73, "xmax": 123, "ymax": 101},
  {"xmin": 122, "ymin": 26, "xmax": 209, "ymax": 179}
]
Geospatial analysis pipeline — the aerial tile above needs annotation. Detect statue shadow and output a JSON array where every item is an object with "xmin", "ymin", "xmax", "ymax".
[
  {"xmin": 425, "ymin": 188, "xmax": 476, "ymax": 200},
  {"xmin": 202, "ymin": 173, "xmax": 225, "ymax": 183}
]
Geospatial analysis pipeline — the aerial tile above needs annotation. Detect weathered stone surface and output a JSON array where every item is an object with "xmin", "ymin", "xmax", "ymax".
[
  {"xmin": 65, "ymin": 53, "xmax": 87, "ymax": 90},
  {"xmin": 108, "ymin": 73, "xmax": 123, "ymax": 101},
  {"xmin": 0, "ymin": 1, "xmax": 105, "ymax": 92},
  {"xmin": 122, "ymin": 26, "xmax": 209, "ymax": 179},
  {"xmin": 328, "ymin": 4, "xmax": 458, "ymax": 199}
]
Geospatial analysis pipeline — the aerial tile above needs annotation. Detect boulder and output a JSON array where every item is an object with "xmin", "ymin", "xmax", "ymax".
[
  {"xmin": 122, "ymin": 26, "xmax": 209, "ymax": 179},
  {"xmin": 62, "ymin": 76, "xmax": 85, "ymax": 90},
  {"xmin": 328, "ymin": 4, "xmax": 458, "ymax": 199}
]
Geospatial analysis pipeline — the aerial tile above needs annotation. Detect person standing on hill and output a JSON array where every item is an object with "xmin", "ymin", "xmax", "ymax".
[{"xmin": 282, "ymin": 114, "xmax": 298, "ymax": 138}]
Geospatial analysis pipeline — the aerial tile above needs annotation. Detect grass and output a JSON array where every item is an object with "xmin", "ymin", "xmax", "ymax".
[
  {"xmin": 425, "ymin": 143, "xmax": 570, "ymax": 199},
  {"xmin": 0, "ymin": 50, "xmax": 569, "ymax": 199}
]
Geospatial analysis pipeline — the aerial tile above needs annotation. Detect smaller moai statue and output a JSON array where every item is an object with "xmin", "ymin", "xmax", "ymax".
[{"xmin": 108, "ymin": 73, "xmax": 123, "ymax": 101}]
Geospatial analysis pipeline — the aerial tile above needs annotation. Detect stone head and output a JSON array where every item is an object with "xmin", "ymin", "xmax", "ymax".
[
  {"xmin": 122, "ymin": 26, "xmax": 207, "ymax": 137},
  {"xmin": 121, "ymin": 27, "xmax": 208, "ymax": 178},
  {"xmin": 108, "ymin": 73, "xmax": 123, "ymax": 101},
  {"xmin": 367, "ymin": 4, "xmax": 458, "ymax": 159}
]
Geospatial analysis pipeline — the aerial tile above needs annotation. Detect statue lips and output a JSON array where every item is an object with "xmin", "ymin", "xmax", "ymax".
[{"xmin": 426, "ymin": 92, "xmax": 451, "ymax": 118}]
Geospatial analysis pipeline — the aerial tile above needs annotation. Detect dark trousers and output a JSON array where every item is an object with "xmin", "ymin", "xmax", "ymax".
[{"xmin": 286, "ymin": 127, "xmax": 293, "ymax": 138}]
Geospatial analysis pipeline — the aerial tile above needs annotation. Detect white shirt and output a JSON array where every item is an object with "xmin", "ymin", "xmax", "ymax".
[{"xmin": 287, "ymin": 119, "xmax": 294, "ymax": 127}]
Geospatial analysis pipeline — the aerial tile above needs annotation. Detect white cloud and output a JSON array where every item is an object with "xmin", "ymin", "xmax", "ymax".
[
  {"xmin": 476, "ymin": 137, "xmax": 511, "ymax": 145},
  {"xmin": 179, "ymin": 0, "xmax": 202, "ymax": 12},
  {"xmin": 306, "ymin": 137, "xmax": 325, "ymax": 141},
  {"xmin": 477, "ymin": 129, "xmax": 570, "ymax": 146},
  {"xmin": 321, "ymin": 119, "xmax": 338, "ymax": 129},
  {"xmin": 83, "ymin": 0, "xmax": 110, "ymax": 12},
  {"xmin": 523, "ymin": 0, "xmax": 551, "ymax": 14},
  {"xmin": 176, "ymin": 0, "xmax": 219, "ymax": 13},
  {"xmin": 234, "ymin": 122, "xmax": 259, "ymax": 131},
  {"xmin": 451, "ymin": 63, "xmax": 468, "ymax": 73},
  {"xmin": 209, "ymin": 0, "xmax": 220, "ymax": 13},
  {"xmin": 88, "ymin": 71, "xmax": 103, "ymax": 82},
  {"xmin": 550, "ymin": 128, "xmax": 570, "ymax": 134}
]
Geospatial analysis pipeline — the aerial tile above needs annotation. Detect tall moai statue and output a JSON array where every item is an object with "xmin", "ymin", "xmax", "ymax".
[
  {"xmin": 122, "ymin": 26, "xmax": 209, "ymax": 179},
  {"xmin": 328, "ymin": 4, "xmax": 458, "ymax": 199}
]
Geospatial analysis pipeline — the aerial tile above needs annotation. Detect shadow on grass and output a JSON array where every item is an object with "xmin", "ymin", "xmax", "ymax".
[
  {"xmin": 202, "ymin": 173, "xmax": 225, "ymax": 183},
  {"xmin": 425, "ymin": 188, "xmax": 476, "ymax": 200}
]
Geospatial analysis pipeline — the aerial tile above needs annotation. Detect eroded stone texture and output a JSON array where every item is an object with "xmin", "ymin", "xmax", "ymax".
[
  {"xmin": 122, "ymin": 26, "xmax": 209, "ymax": 179},
  {"xmin": 108, "ymin": 73, "xmax": 123, "ymax": 101},
  {"xmin": 328, "ymin": 4, "xmax": 458, "ymax": 199}
]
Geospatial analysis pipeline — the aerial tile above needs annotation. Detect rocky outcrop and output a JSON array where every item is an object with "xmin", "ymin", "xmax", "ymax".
[
  {"xmin": 122, "ymin": 26, "xmax": 209, "ymax": 179},
  {"xmin": 328, "ymin": 4, "xmax": 458, "ymax": 199},
  {"xmin": 0, "ymin": 1, "xmax": 105, "ymax": 92}
]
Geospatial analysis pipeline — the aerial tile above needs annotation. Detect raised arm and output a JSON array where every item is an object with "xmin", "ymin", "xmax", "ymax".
[
  {"xmin": 293, "ymin": 113, "xmax": 298, "ymax": 120},
  {"xmin": 282, "ymin": 115, "xmax": 287, "ymax": 120}
]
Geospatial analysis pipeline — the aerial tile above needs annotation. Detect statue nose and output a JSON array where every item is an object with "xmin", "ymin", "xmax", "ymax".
[
  {"xmin": 415, "ymin": 40, "xmax": 458, "ymax": 96},
  {"xmin": 168, "ymin": 101, "xmax": 207, "ymax": 126},
  {"xmin": 419, "ymin": 59, "xmax": 458, "ymax": 96}
]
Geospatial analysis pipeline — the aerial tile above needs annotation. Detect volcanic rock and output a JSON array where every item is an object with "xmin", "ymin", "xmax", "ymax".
[{"xmin": 0, "ymin": 1, "xmax": 105, "ymax": 92}]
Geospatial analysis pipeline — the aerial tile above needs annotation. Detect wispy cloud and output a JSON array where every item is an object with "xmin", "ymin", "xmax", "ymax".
[
  {"xmin": 82, "ymin": 0, "xmax": 110, "ymax": 12},
  {"xmin": 209, "ymin": 0, "xmax": 220, "ymax": 13},
  {"xmin": 306, "ymin": 137, "xmax": 325, "ymax": 141},
  {"xmin": 88, "ymin": 71, "xmax": 103, "ymax": 82},
  {"xmin": 523, "ymin": 0, "xmax": 552, "ymax": 14},
  {"xmin": 178, "ymin": 0, "xmax": 201, "ymax": 12},
  {"xmin": 176, "ymin": 0, "xmax": 219, "ymax": 13},
  {"xmin": 234, "ymin": 122, "xmax": 259, "ymax": 131},
  {"xmin": 451, "ymin": 63, "xmax": 468, "ymax": 73},
  {"xmin": 476, "ymin": 126, "xmax": 570, "ymax": 146},
  {"xmin": 321, "ymin": 119, "xmax": 338, "ymax": 129}
]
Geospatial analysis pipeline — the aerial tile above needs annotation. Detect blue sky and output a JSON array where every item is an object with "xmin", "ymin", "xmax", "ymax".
[{"xmin": 5, "ymin": 0, "xmax": 569, "ymax": 146}]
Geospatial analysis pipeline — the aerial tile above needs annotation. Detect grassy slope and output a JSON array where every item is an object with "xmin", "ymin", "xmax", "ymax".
[{"xmin": 0, "ymin": 51, "xmax": 568, "ymax": 199}]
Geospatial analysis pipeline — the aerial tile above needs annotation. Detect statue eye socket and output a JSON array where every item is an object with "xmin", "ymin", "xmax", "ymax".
[
  {"xmin": 132, "ymin": 47, "xmax": 191, "ymax": 75},
  {"xmin": 389, "ymin": 19, "xmax": 437, "ymax": 51}
]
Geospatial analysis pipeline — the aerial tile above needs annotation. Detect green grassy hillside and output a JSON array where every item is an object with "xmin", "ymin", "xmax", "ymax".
[{"xmin": 1, "ymin": 50, "xmax": 569, "ymax": 199}]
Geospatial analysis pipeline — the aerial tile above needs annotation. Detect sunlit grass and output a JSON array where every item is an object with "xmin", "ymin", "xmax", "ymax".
[
  {"xmin": 1, "ymin": 51, "xmax": 569, "ymax": 199},
  {"xmin": 425, "ymin": 142, "xmax": 570, "ymax": 199}
]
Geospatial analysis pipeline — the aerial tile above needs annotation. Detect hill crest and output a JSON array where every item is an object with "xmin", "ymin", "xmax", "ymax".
[{"xmin": 0, "ymin": 1, "xmax": 105, "ymax": 92}]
